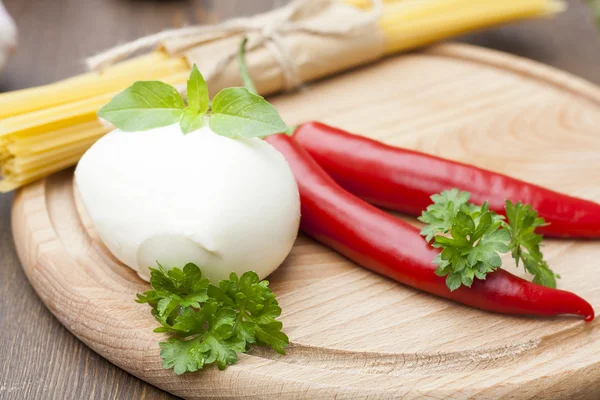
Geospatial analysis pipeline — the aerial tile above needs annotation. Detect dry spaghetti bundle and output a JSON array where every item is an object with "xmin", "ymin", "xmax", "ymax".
[{"xmin": 0, "ymin": 0, "xmax": 564, "ymax": 191}]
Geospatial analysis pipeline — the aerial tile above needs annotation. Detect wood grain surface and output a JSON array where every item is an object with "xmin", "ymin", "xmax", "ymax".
[
  {"xmin": 1, "ymin": 1, "xmax": 600, "ymax": 399},
  {"xmin": 11, "ymin": 43, "xmax": 600, "ymax": 399}
]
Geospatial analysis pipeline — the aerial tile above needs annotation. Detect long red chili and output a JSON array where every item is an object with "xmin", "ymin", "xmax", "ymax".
[
  {"xmin": 293, "ymin": 122, "xmax": 600, "ymax": 238},
  {"xmin": 266, "ymin": 134, "xmax": 594, "ymax": 321}
]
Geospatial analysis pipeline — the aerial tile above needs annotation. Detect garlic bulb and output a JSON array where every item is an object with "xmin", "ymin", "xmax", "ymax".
[{"xmin": 75, "ymin": 124, "xmax": 300, "ymax": 283}]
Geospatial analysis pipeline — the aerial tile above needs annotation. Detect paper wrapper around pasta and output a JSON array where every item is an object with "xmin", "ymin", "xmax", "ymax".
[{"xmin": 160, "ymin": 1, "xmax": 385, "ymax": 96}]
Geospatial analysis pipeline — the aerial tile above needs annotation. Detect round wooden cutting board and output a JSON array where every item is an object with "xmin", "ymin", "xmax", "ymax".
[{"xmin": 12, "ymin": 43, "xmax": 600, "ymax": 399}]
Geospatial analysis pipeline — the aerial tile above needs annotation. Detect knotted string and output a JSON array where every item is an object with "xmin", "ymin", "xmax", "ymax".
[{"xmin": 86, "ymin": 0, "xmax": 382, "ymax": 91}]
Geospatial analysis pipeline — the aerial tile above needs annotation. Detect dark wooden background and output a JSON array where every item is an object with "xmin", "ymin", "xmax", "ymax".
[{"xmin": 0, "ymin": 0, "xmax": 599, "ymax": 399}]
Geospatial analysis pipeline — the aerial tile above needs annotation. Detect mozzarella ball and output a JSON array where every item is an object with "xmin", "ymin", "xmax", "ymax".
[{"xmin": 75, "ymin": 124, "xmax": 300, "ymax": 283}]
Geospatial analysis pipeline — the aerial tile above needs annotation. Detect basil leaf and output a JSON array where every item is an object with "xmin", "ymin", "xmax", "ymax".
[
  {"xmin": 98, "ymin": 81, "xmax": 185, "ymax": 132},
  {"xmin": 187, "ymin": 64, "xmax": 209, "ymax": 113},
  {"xmin": 180, "ymin": 107, "xmax": 205, "ymax": 134},
  {"xmin": 209, "ymin": 88, "xmax": 288, "ymax": 138}
]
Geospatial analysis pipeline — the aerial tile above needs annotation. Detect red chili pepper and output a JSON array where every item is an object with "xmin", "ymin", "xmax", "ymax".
[
  {"xmin": 293, "ymin": 122, "xmax": 600, "ymax": 238},
  {"xmin": 266, "ymin": 134, "xmax": 594, "ymax": 321}
]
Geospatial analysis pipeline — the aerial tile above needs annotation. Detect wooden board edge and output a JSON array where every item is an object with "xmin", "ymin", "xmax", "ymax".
[
  {"xmin": 426, "ymin": 43, "xmax": 600, "ymax": 106},
  {"xmin": 9, "ymin": 43, "xmax": 600, "ymax": 399}
]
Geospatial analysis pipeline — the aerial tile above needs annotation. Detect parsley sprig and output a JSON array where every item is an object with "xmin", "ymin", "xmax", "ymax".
[
  {"xmin": 136, "ymin": 263, "xmax": 288, "ymax": 374},
  {"xmin": 98, "ymin": 63, "xmax": 288, "ymax": 137},
  {"xmin": 419, "ymin": 189, "xmax": 558, "ymax": 291},
  {"xmin": 504, "ymin": 201, "xmax": 559, "ymax": 288}
]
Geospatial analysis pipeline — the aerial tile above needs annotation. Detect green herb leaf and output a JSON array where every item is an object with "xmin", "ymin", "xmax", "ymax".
[
  {"xmin": 208, "ymin": 271, "xmax": 289, "ymax": 353},
  {"xmin": 421, "ymin": 189, "xmax": 558, "ymax": 290},
  {"xmin": 431, "ymin": 205, "xmax": 509, "ymax": 290},
  {"xmin": 179, "ymin": 65, "xmax": 209, "ymax": 134},
  {"xmin": 137, "ymin": 264, "xmax": 287, "ymax": 374},
  {"xmin": 197, "ymin": 303, "xmax": 247, "ymax": 370},
  {"xmin": 171, "ymin": 307, "xmax": 206, "ymax": 334},
  {"xmin": 445, "ymin": 271, "xmax": 463, "ymax": 291},
  {"xmin": 504, "ymin": 201, "xmax": 558, "ymax": 288},
  {"xmin": 418, "ymin": 189, "xmax": 473, "ymax": 242},
  {"xmin": 158, "ymin": 302, "xmax": 245, "ymax": 373},
  {"xmin": 99, "ymin": 43, "xmax": 289, "ymax": 139},
  {"xmin": 530, "ymin": 260, "xmax": 559, "ymax": 288},
  {"xmin": 209, "ymin": 87, "xmax": 288, "ymax": 138},
  {"xmin": 253, "ymin": 321, "xmax": 289, "ymax": 355},
  {"xmin": 186, "ymin": 64, "xmax": 209, "ymax": 113},
  {"xmin": 159, "ymin": 336, "xmax": 205, "ymax": 375},
  {"xmin": 98, "ymin": 81, "xmax": 185, "ymax": 131},
  {"xmin": 180, "ymin": 107, "xmax": 205, "ymax": 134},
  {"xmin": 137, "ymin": 263, "xmax": 210, "ymax": 310}
]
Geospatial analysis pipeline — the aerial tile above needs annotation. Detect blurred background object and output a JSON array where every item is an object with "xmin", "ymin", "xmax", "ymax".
[
  {"xmin": 587, "ymin": 0, "xmax": 600, "ymax": 26},
  {"xmin": 0, "ymin": 0, "xmax": 576, "ymax": 192},
  {"xmin": 0, "ymin": 0, "xmax": 16, "ymax": 73}
]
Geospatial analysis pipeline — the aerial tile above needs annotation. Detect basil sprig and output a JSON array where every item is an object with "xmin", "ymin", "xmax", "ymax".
[{"xmin": 98, "ymin": 62, "xmax": 287, "ymax": 138}]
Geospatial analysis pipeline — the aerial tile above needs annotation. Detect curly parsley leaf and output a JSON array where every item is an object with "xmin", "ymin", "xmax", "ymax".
[
  {"xmin": 159, "ymin": 336, "xmax": 206, "ymax": 375},
  {"xmin": 418, "ymin": 189, "xmax": 473, "ymax": 242},
  {"xmin": 504, "ymin": 200, "xmax": 558, "ymax": 288},
  {"xmin": 157, "ymin": 302, "xmax": 245, "ymax": 373},
  {"xmin": 199, "ymin": 303, "xmax": 247, "ymax": 370},
  {"xmin": 528, "ymin": 259, "xmax": 559, "ymax": 288},
  {"xmin": 136, "ymin": 262, "xmax": 210, "ymax": 312},
  {"xmin": 431, "ymin": 205, "xmax": 510, "ymax": 290},
  {"xmin": 136, "ymin": 264, "xmax": 287, "ymax": 374},
  {"xmin": 421, "ymin": 190, "xmax": 557, "ymax": 290},
  {"xmin": 208, "ymin": 271, "xmax": 289, "ymax": 354}
]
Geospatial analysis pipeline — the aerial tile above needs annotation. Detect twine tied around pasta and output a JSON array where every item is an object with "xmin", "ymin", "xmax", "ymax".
[{"xmin": 86, "ymin": 0, "xmax": 382, "ymax": 91}]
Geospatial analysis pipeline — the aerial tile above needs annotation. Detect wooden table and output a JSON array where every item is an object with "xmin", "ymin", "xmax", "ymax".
[{"xmin": 0, "ymin": 1, "xmax": 599, "ymax": 399}]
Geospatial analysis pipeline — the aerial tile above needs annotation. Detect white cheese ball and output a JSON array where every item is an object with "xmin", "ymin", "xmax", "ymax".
[{"xmin": 75, "ymin": 124, "xmax": 300, "ymax": 283}]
